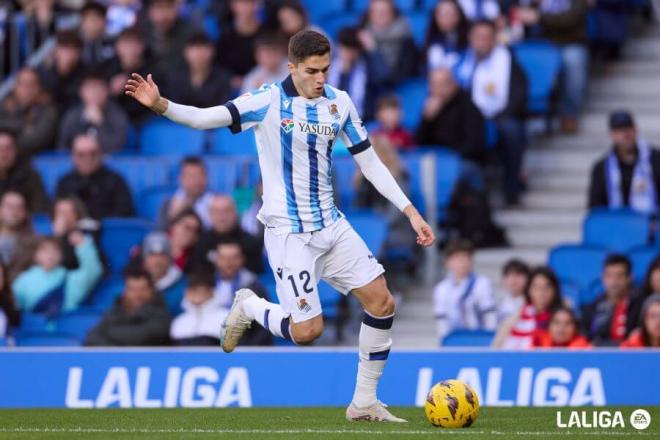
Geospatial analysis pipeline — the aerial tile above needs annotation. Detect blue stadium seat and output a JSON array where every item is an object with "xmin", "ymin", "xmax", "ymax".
[
  {"xmin": 211, "ymin": 128, "xmax": 257, "ymax": 155},
  {"xmin": 628, "ymin": 245, "xmax": 660, "ymax": 283},
  {"xmin": 347, "ymin": 212, "xmax": 389, "ymax": 257},
  {"xmin": 136, "ymin": 185, "xmax": 177, "ymax": 222},
  {"xmin": 17, "ymin": 312, "xmax": 48, "ymax": 332},
  {"xmin": 0, "ymin": 336, "xmax": 6, "ymax": 346},
  {"xmin": 408, "ymin": 12, "xmax": 430, "ymax": 46},
  {"xmin": 140, "ymin": 119, "xmax": 206, "ymax": 156},
  {"xmin": 15, "ymin": 331, "xmax": 80, "ymax": 347},
  {"xmin": 90, "ymin": 275, "xmax": 125, "ymax": 309},
  {"xmin": 317, "ymin": 11, "xmax": 361, "ymax": 40},
  {"xmin": 55, "ymin": 311, "xmax": 103, "ymax": 342},
  {"xmin": 33, "ymin": 156, "xmax": 72, "ymax": 197},
  {"xmin": 32, "ymin": 213, "xmax": 52, "ymax": 235},
  {"xmin": 106, "ymin": 156, "xmax": 174, "ymax": 197},
  {"xmin": 442, "ymin": 330, "xmax": 494, "ymax": 347},
  {"xmin": 204, "ymin": 156, "xmax": 240, "ymax": 194},
  {"xmin": 512, "ymin": 40, "xmax": 562, "ymax": 115},
  {"xmin": 351, "ymin": 0, "xmax": 418, "ymax": 11},
  {"xmin": 435, "ymin": 148, "xmax": 462, "ymax": 220},
  {"xmin": 332, "ymin": 156, "xmax": 357, "ymax": 209},
  {"xmin": 560, "ymin": 279, "xmax": 582, "ymax": 312},
  {"xmin": 583, "ymin": 209, "xmax": 650, "ymax": 252},
  {"xmin": 584, "ymin": 278, "xmax": 604, "ymax": 306},
  {"xmin": 396, "ymin": 78, "xmax": 427, "ymax": 131},
  {"xmin": 100, "ymin": 218, "xmax": 153, "ymax": 274},
  {"xmin": 549, "ymin": 244, "xmax": 608, "ymax": 291},
  {"xmin": 401, "ymin": 152, "xmax": 427, "ymax": 215},
  {"xmin": 318, "ymin": 280, "xmax": 339, "ymax": 319},
  {"xmin": 301, "ymin": 0, "xmax": 348, "ymax": 23}
]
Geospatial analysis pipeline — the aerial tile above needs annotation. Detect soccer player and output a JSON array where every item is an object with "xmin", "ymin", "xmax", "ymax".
[{"xmin": 125, "ymin": 30, "xmax": 435, "ymax": 422}]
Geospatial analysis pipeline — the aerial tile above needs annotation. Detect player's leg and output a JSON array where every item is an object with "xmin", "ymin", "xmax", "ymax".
[{"xmin": 318, "ymin": 219, "xmax": 405, "ymax": 422}]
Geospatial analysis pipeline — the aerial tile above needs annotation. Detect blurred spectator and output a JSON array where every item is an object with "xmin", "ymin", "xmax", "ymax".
[
  {"xmin": 371, "ymin": 96, "xmax": 414, "ymax": 150},
  {"xmin": 211, "ymin": 240, "xmax": 271, "ymax": 346},
  {"xmin": 166, "ymin": 33, "xmax": 231, "ymax": 108},
  {"xmin": 415, "ymin": 68, "xmax": 486, "ymax": 165},
  {"xmin": 55, "ymin": 134, "xmax": 135, "ymax": 219},
  {"xmin": 216, "ymin": 0, "xmax": 264, "ymax": 89},
  {"xmin": 85, "ymin": 267, "xmax": 171, "ymax": 346},
  {"xmin": 359, "ymin": 0, "xmax": 417, "ymax": 82},
  {"xmin": 0, "ymin": 263, "xmax": 20, "ymax": 338},
  {"xmin": 241, "ymin": 33, "xmax": 289, "ymax": 93},
  {"xmin": 515, "ymin": 0, "xmax": 588, "ymax": 133},
  {"xmin": 80, "ymin": 1, "xmax": 115, "ymax": 67},
  {"xmin": 106, "ymin": 0, "xmax": 141, "ymax": 37},
  {"xmin": 138, "ymin": 232, "xmax": 187, "ymax": 316},
  {"xmin": 161, "ymin": 156, "xmax": 213, "ymax": 228},
  {"xmin": 276, "ymin": 0, "xmax": 317, "ymax": 39},
  {"xmin": 588, "ymin": 111, "xmax": 660, "ymax": 215},
  {"xmin": 0, "ymin": 191, "xmax": 35, "ymax": 270},
  {"xmin": 494, "ymin": 266, "xmax": 563, "ymax": 348},
  {"xmin": 142, "ymin": 0, "xmax": 198, "ymax": 71},
  {"xmin": 0, "ymin": 68, "xmax": 58, "ymax": 156},
  {"xmin": 458, "ymin": 0, "xmax": 501, "ymax": 20},
  {"xmin": 191, "ymin": 195, "xmax": 264, "ymax": 274},
  {"xmin": 57, "ymin": 71, "xmax": 129, "ymax": 153},
  {"xmin": 15, "ymin": 0, "xmax": 59, "ymax": 54},
  {"xmin": 354, "ymin": 136, "xmax": 416, "ymax": 265},
  {"xmin": 498, "ymin": 258, "xmax": 529, "ymax": 322},
  {"xmin": 424, "ymin": 0, "xmax": 469, "ymax": 70},
  {"xmin": 327, "ymin": 26, "xmax": 391, "ymax": 121},
  {"xmin": 434, "ymin": 240, "xmax": 497, "ymax": 343},
  {"xmin": 582, "ymin": 254, "xmax": 643, "ymax": 346},
  {"xmin": 532, "ymin": 306, "xmax": 591, "ymax": 349},
  {"xmin": 51, "ymin": 195, "xmax": 102, "ymax": 271},
  {"xmin": 12, "ymin": 234, "xmax": 102, "ymax": 317},
  {"xmin": 454, "ymin": 19, "xmax": 528, "ymax": 205},
  {"xmin": 621, "ymin": 294, "xmax": 660, "ymax": 348},
  {"xmin": 105, "ymin": 26, "xmax": 159, "ymax": 125},
  {"xmin": 167, "ymin": 208, "xmax": 203, "ymax": 273},
  {"xmin": 640, "ymin": 256, "xmax": 660, "ymax": 300},
  {"xmin": 39, "ymin": 31, "xmax": 85, "ymax": 115},
  {"xmin": 0, "ymin": 129, "xmax": 50, "ymax": 213},
  {"xmin": 170, "ymin": 271, "xmax": 228, "ymax": 345}
]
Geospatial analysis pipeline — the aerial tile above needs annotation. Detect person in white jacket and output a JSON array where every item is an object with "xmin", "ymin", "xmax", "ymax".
[{"xmin": 170, "ymin": 272, "xmax": 228, "ymax": 346}]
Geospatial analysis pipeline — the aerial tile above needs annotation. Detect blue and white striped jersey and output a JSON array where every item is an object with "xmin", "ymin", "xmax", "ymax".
[{"xmin": 225, "ymin": 75, "xmax": 371, "ymax": 233}]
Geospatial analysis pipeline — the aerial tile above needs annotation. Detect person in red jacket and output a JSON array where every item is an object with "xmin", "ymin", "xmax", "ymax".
[
  {"xmin": 533, "ymin": 306, "xmax": 591, "ymax": 349},
  {"xmin": 621, "ymin": 294, "xmax": 660, "ymax": 348}
]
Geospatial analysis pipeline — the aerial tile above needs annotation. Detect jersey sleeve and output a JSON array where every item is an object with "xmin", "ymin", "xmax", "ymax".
[
  {"xmin": 224, "ymin": 85, "xmax": 273, "ymax": 133},
  {"xmin": 338, "ymin": 97, "xmax": 371, "ymax": 155}
]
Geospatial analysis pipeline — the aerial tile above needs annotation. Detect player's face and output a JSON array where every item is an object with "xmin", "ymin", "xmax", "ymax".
[{"xmin": 289, "ymin": 53, "xmax": 330, "ymax": 99}]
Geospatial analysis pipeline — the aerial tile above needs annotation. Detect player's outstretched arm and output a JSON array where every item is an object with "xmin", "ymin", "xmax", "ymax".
[
  {"xmin": 124, "ymin": 73, "xmax": 232, "ymax": 130},
  {"xmin": 352, "ymin": 147, "xmax": 435, "ymax": 247}
]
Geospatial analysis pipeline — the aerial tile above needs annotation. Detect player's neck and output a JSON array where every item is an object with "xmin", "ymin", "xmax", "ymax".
[{"xmin": 291, "ymin": 77, "xmax": 314, "ymax": 99}]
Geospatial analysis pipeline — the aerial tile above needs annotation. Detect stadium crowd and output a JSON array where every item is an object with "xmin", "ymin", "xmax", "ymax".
[{"xmin": 0, "ymin": 0, "xmax": 657, "ymax": 348}]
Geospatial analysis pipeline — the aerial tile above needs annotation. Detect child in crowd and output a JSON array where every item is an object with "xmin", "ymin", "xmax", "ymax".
[
  {"xmin": 434, "ymin": 240, "xmax": 497, "ymax": 344},
  {"xmin": 12, "ymin": 234, "xmax": 103, "ymax": 317},
  {"xmin": 372, "ymin": 96, "xmax": 414, "ymax": 150},
  {"xmin": 498, "ymin": 259, "xmax": 530, "ymax": 322}
]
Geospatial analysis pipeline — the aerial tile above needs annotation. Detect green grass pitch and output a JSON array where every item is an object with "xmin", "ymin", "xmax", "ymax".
[{"xmin": 0, "ymin": 407, "xmax": 658, "ymax": 439}]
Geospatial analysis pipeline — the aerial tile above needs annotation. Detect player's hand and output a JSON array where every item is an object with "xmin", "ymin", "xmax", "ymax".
[
  {"xmin": 125, "ymin": 73, "xmax": 161, "ymax": 110},
  {"xmin": 404, "ymin": 205, "xmax": 435, "ymax": 247}
]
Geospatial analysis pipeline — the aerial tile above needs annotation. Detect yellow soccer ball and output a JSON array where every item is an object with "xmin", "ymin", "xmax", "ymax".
[{"xmin": 424, "ymin": 380, "xmax": 480, "ymax": 428}]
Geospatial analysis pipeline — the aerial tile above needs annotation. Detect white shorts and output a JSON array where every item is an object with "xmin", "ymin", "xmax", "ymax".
[{"xmin": 264, "ymin": 217, "xmax": 385, "ymax": 323}]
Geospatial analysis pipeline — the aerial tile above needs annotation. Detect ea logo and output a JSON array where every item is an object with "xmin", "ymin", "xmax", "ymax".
[{"xmin": 630, "ymin": 409, "xmax": 651, "ymax": 430}]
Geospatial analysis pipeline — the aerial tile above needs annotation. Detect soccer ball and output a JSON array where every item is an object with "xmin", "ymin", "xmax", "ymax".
[{"xmin": 424, "ymin": 380, "xmax": 480, "ymax": 428}]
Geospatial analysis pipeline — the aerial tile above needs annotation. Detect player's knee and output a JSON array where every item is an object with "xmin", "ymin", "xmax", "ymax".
[
  {"xmin": 291, "ymin": 321, "xmax": 324, "ymax": 345},
  {"xmin": 370, "ymin": 293, "xmax": 396, "ymax": 317}
]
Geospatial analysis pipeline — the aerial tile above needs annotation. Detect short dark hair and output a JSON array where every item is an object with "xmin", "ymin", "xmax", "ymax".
[
  {"xmin": 288, "ymin": 30, "xmax": 331, "ymax": 64},
  {"xmin": 604, "ymin": 254, "xmax": 632, "ymax": 276},
  {"xmin": 217, "ymin": 239, "xmax": 245, "ymax": 255},
  {"xmin": 470, "ymin": 19, "xmax": 496, "ymax": 32},
  {"xmin": 445, "ymin": 239, "xmax": 474, "ymax": 257},
  {"xmin": 187, "ymin": 271, "xmax": 216, "ymax": 289},
  {"xmin": 376, "ymin": 95, "xmax": 400, "ymax": 111},
  {"xmin": 180, "ymin": 156, "xmax": 206, "ymax": 171},
  {"xmin": 56, "ymin": 31, "xmax": 83, "ymax": 49},
  {"xmin": 81, "ymin": 1, "xmax": 107, "ymax": 17},
  {"xmin": 255, "ymin": 32, "xmax": 287, "ymax": 50},
  {"xmin": 0, "ymin": 128, "xmax": 18, "ymax": 142},
  {"xmin": 117, "ymin": 26, "xmax": 144, "ymax": 42},
  {"xmin": 337, "ymin": 27, "xmax": 361, "ymax": 50},
  {"xmin": 502, "ymin": 259, "xmax": 530, "ymax": 277},
  {"xmin": 167, "ymin": 207, "xmax": 202, "ymax": 230},
  {"xmin": 123, "ymin": 266, "xmax": 155, "ymax": 290},
  {"xmin": 82, "ymin": 70, "xmax": 108, "ymax": 85},
  {"xmin": 186, "ymin": 32, "xmax": 214, "ymax": 47}
]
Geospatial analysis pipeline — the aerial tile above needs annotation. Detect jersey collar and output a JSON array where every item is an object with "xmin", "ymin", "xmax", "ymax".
[{"xmin": 282, "ymin": 75, "xmax": 328, "ymax": 99}]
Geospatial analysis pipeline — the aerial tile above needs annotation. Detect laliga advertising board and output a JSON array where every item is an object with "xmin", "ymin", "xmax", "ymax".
[{"xmin": 0, "ymin": 348, "xmax": 658, "ymax": 408}]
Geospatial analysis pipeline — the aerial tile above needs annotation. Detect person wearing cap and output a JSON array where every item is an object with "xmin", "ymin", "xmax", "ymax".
[
  {"xmin": 433, "ymin": 239, "xmax": 497, "ymax": 345},
  {"xmin": 164, "ymin": 32, "xmax": 231, "ymax": 109},
  {"xmin": 139, "ymin": 231, "xmax": 186, "ymax": 316},
  {"xmin": 588, "ymin": 111, "xmax": 660, "ymax": 214}
]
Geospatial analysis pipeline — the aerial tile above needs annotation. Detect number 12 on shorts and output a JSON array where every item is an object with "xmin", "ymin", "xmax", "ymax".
[{"xmin": 287, "ymin": 270, "xmax": 314, "ymax": 297}]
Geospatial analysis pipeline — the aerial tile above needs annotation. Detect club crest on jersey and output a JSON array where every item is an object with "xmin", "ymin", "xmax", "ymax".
[
  {"xmin": 281, "ymin": 119, "xmax": 295, "ymax": 133},
  {"xmin": 297, "ymin": 298, "xmax": 312, "ymax": 313},
  {"xmin": 329, "ymin": 104, "xmax": 340, "ymax": 120}
]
